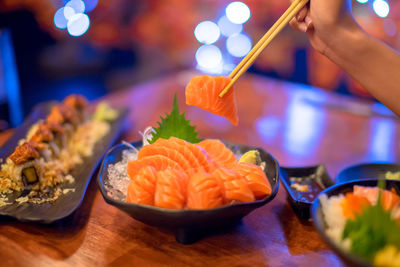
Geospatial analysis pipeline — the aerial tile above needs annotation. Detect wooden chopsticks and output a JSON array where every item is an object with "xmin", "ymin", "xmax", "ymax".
[{"xmin": 219, "ymin": 0, "xmax": 309, "ymax": 98}]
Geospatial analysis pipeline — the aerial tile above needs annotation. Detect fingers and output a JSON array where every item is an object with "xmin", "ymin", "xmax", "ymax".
[
  {"xmin": 289, "ymin": 5, "xmax": 314, "ymax": 33},
  {"xmin": 296, "ymin": 7, "xmax": 308, "ymax": 21},
  {"xmin": 305, "ymin": 15, "xmax": 313, "ymax": 29},
  {"xmin": 289, "ymin": 18, "xmax": 308, "ymax": 32}
]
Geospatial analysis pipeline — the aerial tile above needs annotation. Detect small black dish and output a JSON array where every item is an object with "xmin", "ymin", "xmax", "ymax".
[
  {"xmin": 97, "ymin": 141, "xmax": 280, "ymax": 244},
  {"xmin": 312, "ymin": 179, "xmax": 400, "ymax": 267},
  {"xmin": 337, "ymin": 162, "xmax": 400, "ymax": 184},
  {"xmin": 0, "ymin": 102, "xmax": 128, "ymax": 223},
  {"xmin": 280, "ymin": 165, "xmax": 334, "ymax": 220}
]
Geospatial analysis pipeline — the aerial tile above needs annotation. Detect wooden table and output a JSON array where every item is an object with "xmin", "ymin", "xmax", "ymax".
[{"xmin": 0, "ymin": 71, "xmax": 399, "ymax": 266}]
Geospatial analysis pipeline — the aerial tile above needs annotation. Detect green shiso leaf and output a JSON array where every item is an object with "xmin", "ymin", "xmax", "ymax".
[{"xmin": 148, "ymin": 93, "xmax": 201, "ymax": 144}]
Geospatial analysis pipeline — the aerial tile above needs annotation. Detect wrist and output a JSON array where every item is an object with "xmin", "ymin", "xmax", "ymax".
[{"xmin": 323, "ymin": 21, "xmax": 368, "ymax": 65}]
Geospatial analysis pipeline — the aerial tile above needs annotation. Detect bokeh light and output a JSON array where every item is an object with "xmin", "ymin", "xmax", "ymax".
[
  {"xmin": 194, "ymin": 21, "xmax": 220, "ymax": 45},
  {"xmin": 83, "ymin": 0, "xmax": 98, "ymax": 12},
  {"xmin": 373, "ymin": 0, "xmax": 390, "ymax": 18},
  {"xmin": 218, "ymin": 16, "xmax": 243, "ymax": 37},
  {"xmin": 226, "ymin": 1, "xmax": 251, "ymax": 24},
  {"xmin": 226, "ymin": 33, "xmax": 252, "ymax": 58},
  {"xmin": 63, "ymin": 6, "xmax": 76, "ymax": 20},
  {"xmin": 195, "ymin": 45, "xmax": 222, "ymax": 69},
  {"xmin": 67, "ymin": 13, "xmax": 90, "ymax": 36},
  {"xmin": 356, "ymin": 0, "xmax": 368, "ymax": 3},
  {"xmin": 53, "ymin": 0, "xmax": 98, "ymax": 36},
  {"xmin": 54, "ymin": 7, "xmax": 68, "ymax": 29},
  {"xmin": 197, "ymin": 63, "xmax": 224, "ymax": 75},
  {"xmin": 223, "ymin": 63, "xmax": 235, "ymax": 73},
  {"xmin": 66, "ymin": 0, "xmax": 86, "ymax": 14}
]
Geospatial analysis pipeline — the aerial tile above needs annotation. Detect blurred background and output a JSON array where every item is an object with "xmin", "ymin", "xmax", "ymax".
[{"xmin": 0, "ymin": 0, "xmax": 399, "ymax": 130}]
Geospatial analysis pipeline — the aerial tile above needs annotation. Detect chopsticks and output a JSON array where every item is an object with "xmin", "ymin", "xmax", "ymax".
[{"xmin": 219, "ymin": 0, "xmax": 309, "ymax": 98}]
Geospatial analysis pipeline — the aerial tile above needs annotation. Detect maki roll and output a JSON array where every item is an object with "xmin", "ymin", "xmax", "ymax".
[
  {"xmin": 47, "ymin": 105, "xmax": 80, "ymax": 128},
  {"xmin": 29, "ymin": 123, "xmax": 59, "ymax": 161},
  {"xmin": 8, "ymin": 142, "xmax": 43, "ymax": 187},
  {"xmin": 63, "ymin": 94, "xmax": 89, "ymax": 122},
  {"xmin": 0, "ymin": 93, "xmax": 117, "ymax": 204},
  {"xmin": 44, "ymin": 121, "xmax": 67, "ymax": 150}
]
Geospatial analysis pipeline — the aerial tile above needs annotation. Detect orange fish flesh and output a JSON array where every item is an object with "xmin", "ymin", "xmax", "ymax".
[{"xmin": 185, "ymin": 75, "xmax": 238, "ymax": 126}]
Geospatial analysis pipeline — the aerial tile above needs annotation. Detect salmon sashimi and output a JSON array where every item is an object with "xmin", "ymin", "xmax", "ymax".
[
  {"xmin": 199, "ymin": 139, "xmax": 237, "ymax": 169},
  {"xmin": 138, "ymin": 144, "xmax": 192, "ymax": 172},
  {"xmin": 126, "ymin": 166, "xmax": 157, "ymax": 205},
  {"xmin": 212, "ymin": 167, "xmax": 255, "ymax": 203},
  {"xmin": 154, "ymin": 138, "xmax": 204, "ymax": 171},
  {"xmin": 235, "ymin": 162, "xmax": 271, "ymax": 199},
  {"xmin": 341, "ymin": 193, "xmax": 369, "ymax": 219},
  {"xmin": 127, "ymin": 155, "xmax": 183, "ymax": 179},
  {"xmin": 125, "ymin": 135, "xmax": 272, "ymax": 209},
  {"xmin": 187, "ymin": 171, "xmax": 224, "ymax": 210},
  {"xmin": 353, "ymin": 185, "xmax": 400, "ymax": 211},
  {"xmin": 185, "ymin": 75, "xmax": 239, "ymax": 126},
  {"xmin": 340, "ymin": 192, "xmax": 371, "ymax": 219},
  {"xmin": 154, "ymin": 137, "xmax": 211, "ymax": 173},
  {"xmin": 167, "ymin": 137, "xmax": 213, "ymax": 172},
  {"xmin": 154, "ymin": 169, "xmax": 189, "ymax": 210},
  {"xmin": 192, "ymin": 144, "xmax": 220, "ymax": 172}
]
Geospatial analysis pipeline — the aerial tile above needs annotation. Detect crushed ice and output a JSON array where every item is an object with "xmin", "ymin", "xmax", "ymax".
[{"xmin": 105, "ymin": 148, "xmax": 138, "ymax": 201}]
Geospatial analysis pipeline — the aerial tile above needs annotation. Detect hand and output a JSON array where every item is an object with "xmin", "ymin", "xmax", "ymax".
[
  {"xmin": 289, "ymin": 0, "xmax": 400, "ymax": 118},
  {"xmin": 289, "ymin": 0, "xmax": 359, "ymax": 56}
]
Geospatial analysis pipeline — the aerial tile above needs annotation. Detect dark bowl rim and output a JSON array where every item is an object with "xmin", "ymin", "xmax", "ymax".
[
  {"xmin": 97, "ymin": 140, "xmax": 280, "ymax": 214},
  {"xmin": 311, "ymin": 178, "xmax": 400, "ymax": 267},
  {"xmin": 337, "ymin": 162, "xmax": 400, "ymax": 183}
]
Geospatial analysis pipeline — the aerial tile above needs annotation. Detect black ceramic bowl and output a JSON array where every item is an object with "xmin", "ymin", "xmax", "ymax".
[
  {"xmin": 97, "ymin": 141, "xmax": 279, "ymax": 244},
  {"xmin": 337, "ymin": 163, "xmax": 400, "ymax": 184},
  {"xmin": 312, "ymin": 179, "xmax": 400, "ymax": 267}
]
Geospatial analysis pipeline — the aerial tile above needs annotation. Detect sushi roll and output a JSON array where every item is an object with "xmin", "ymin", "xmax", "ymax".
[
  {"xmin": 0, "ymin": 93, "xmax": 117, "ymax": 203},
  {"xmin": 47, "ymin": 105, "xmax": 80, "ymax": 127},
  {"xmin": 29, "ymin": 123, "xmax": 59, "ymax": 161},
  {"xmin": 8, "ymin": 142, "xmax": 44, "ymax": 187},
  {"xmin": 63, "ymin": 94, "xmax": 89, "ymax": 123},
  {"xmin": 47, "ymin": 105, "xmax": 79, "ymax": 140},
  {"xmin": 44, "ymin": 121, "xmax": 67, "ymax": 150}
]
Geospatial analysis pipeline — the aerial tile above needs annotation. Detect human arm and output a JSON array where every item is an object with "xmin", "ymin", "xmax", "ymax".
[{"xmin": 289, "ymin": 0, "xmax": 400, "ymax": 116}]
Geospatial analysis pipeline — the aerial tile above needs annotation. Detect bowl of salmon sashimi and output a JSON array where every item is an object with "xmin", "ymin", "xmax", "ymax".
[{"xmin": 97, "ymin": 94, "xmax": 279, "ymax": 244}]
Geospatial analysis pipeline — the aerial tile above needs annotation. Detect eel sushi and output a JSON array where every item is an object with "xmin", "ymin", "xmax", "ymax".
[
  {"xmin": 8, "ymin": 142, "xmax": 43, "ymax": 187},
  {"xmin": 29, "ymin": 122, "xmax": 60, "ymax": 161},
  {"xmin": 0, "ymin": 94, "xmax": 117, "ymax": 204}
]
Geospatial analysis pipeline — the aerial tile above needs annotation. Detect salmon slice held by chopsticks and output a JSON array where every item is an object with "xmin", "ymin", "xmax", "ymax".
[{"xmin": 185, "ymin": 75, "xmax": 239, "ymax": 126}]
